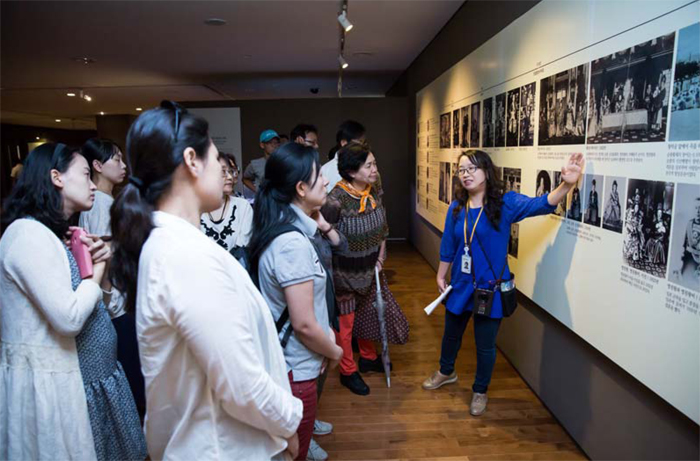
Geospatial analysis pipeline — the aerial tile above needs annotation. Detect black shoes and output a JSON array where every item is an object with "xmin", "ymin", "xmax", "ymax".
[
  {"xmin": 358, "ymin": 357, "xmax": 393, "ymax": 374},
  {"xmin": 340, "ymin": 372, "xmax": 370, "ymax": 396}
]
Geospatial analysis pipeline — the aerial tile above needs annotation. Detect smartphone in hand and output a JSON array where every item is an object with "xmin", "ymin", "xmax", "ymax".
[{"xmin": 70, "ymin": 228, "xmax": 94, "ymax": 279}]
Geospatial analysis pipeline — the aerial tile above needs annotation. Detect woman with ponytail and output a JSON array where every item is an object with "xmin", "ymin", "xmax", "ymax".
[
  {"xmin": 0, "ymin": 143, "xmax": 146, "ymax": 460},
  {"xmin": 248, "ymin": 142, "xmax": 344, "ymax": 461},
  {"xmin": 422, "ymin": 150, "xmax": 583, "ymax": 418},
  {"xmin": 110, "ymin": 101, "xmax": 302, "ymax": 460}
]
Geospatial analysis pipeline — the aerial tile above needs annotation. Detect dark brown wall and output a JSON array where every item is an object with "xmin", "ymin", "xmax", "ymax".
[
  {"xmin": 183, "ymin": 97, "xmax": 409, "ymax": 239},
  {"xmin": 390, "ymin": 0, "xmax": 699, "ymax": 459},
  {"xmin": 1, "ymin": 123, "xmax": 97, "ymax": 204}
]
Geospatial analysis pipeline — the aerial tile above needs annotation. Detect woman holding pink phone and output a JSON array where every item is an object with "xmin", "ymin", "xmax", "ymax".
[{"xmin": 0, "ymin": 143, "xmax": 146, "ymax": 460}]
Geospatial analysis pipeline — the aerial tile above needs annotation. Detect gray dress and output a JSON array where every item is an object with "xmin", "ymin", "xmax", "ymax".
[{"xmin": 65, "ymin": 248, "xmax": 147, "ymax": 461}]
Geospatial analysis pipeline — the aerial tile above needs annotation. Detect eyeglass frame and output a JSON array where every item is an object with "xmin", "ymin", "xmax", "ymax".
[{"xmin": 458, "ymin": 165, "xmax": 480, "ymax": 176}]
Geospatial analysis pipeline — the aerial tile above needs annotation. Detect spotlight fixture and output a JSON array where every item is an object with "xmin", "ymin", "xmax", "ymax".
[
  {"xmin": 84, "ymin": 95, "xmax": 92, "ymax": 102},
  {"xmin": 67, "ymin": 92, "xmax": 76, "ymax": 97},
  {"xmin": 337, "ymin": 11, "xmax": 353, "ymax": 32},
  {"xmin": 338, "ymin": 54, "xmax": 349, "ymax": 69},
  {"xmin": 55, "ymin": 119, "xmax": 61, "ymax": 122},
  {"xmin": 36, "ymin": 136, "xmax": 40, "ymax": 140},
  {"xmin": 136, "ymin": 107, "xmax": 143, "ymax": 111},
  {"xmin": 204, "ymin": 18, "xmax": 227, "ymax": 26},
  {"xmin": 99, "ymin": 111, "xmax": 105, "ymax": 115}
]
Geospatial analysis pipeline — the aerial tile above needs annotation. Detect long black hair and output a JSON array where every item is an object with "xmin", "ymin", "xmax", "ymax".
[
  {"xmin": 81, "ymin": 138, "xmax": 122, "ymax": 179},
  {"xmin": 110, "ymin": 101, "xmax": 211, "ymax": 314},
  {"xmin": 2, "ymin": 143, "xmax": 80, "ymax": 238},
  {"xmin": 248, "ymin": 142, "xmax": 320, "ymax": 264},
  {"xmin": 453, "ymin": 149, "xmax": 504, "ymax": 230}
]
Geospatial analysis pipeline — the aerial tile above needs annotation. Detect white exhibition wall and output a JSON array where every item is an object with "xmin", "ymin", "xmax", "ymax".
[{"xmin": 416, "ymin": 0, "xmax": 699, "ymax": 423}]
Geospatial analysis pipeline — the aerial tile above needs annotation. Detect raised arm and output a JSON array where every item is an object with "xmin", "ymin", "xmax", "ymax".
[{"xmin": 548, "ymin": 152, "xmax": 585, "ymax": 206}]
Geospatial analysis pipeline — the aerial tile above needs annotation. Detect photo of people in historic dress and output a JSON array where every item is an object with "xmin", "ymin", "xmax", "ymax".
[
  {"xmin": 670, "ymin": 22, "xmax": 700, "ymax": 141},
  {"xmin": 482, "ymin": 97, "xmax": 495, "ymax": 148},
  {"xmin": 553, "ymin": 171, "xmax": 567, "ymax": 217},
  {"xmin": 506, "ymin": 88, "xmax": 520, "ymax": 146},
  {"xmin": 452, "ymin": 108, "xmax": 460, "ymax": 148},
  {"xmin": 495, "ymin": 92, "xmax": 507, "ymax": 147},
  {"xmin": 588, "ymin": 33, "xmax": 676, "ymax": 144},
  {"xmin": 461, "ymin": 106, "xmax": 470, "ymax": 148},
  {"xmin": 470, "ymin": 101, "xmax": 481, "ymax": 148},
  {"xmin": 602, "ymin": 176, "xmax": 626, "ymax": 233},
  {"xmin": 440, "ymin": 112, "xmax": 451, "ymax": 148},
  {"xmin": 540, "ymin": 64, "xmax": 589, "ymax": 145},
  {"xmin": 668, "ymin": 183, "xmax": 700, "ymax": 291},
  {"xmin": 519, "ymin": 82, "xmax": 536, "ymax": 146},
  {"xmin": 567, "ymin": 177, "xmax": 584, "ymax": 222},
  {"xmin": 583, "ymin": 174, "xmax": 603, "ymax": 227},
  {"xmin": 536, "ymin": 170, "xmax": 553, "ymax": 197},
  {"xmin": 503, "ymin": 167, "xmax": 522, "ymax": 194},
  {"xmin": 623, "ymin": 179, "xmax": 674, "ymax": 278}
]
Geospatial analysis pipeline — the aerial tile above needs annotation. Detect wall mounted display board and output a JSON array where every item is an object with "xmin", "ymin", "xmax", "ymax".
[{"xmin": 416, "ymin": 0, "xmax": 700, "ymax": 423}]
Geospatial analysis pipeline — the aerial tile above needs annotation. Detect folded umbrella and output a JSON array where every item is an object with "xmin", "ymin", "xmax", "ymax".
[{"xmin": 374, "ymin": 267, "xmax": 391, "ymax": 388}]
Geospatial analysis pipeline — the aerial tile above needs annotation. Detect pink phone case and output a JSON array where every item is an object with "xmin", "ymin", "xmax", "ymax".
[{"xmin": 70, "ymin": 228, "xmax": 93, "ymax": 279}]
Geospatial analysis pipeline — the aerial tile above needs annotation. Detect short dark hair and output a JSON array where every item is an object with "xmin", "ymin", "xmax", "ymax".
[
  {"xmin": 337, "ymin": 141, "xmax": 372, "ymax": 182},
  {"xmin": 81, "ymin": 138, "xmax": 122, "ymax": 178},
  {"xmin": 2, "ymin": 143, "xmax": 81, "ymax": 238},
  {"xmin": 290, "ymin": 124, "xmax": 318, "ymax": 141},
  {"xmin": 336, "ymin": 120, "xmax": 365, "ymax": 144},
  {"xmin": 218, "ymin": 151, "xmax": 237, "ymax": 169}
]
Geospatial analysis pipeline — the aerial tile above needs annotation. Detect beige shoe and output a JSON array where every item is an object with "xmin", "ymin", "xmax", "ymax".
[
  {"xmin": 422, "ymin": 370, "xmax": 457, "ymax": 390},
  {"xmin": 470, "ymin": 392, "xmax": 488, "ymax": 416}
]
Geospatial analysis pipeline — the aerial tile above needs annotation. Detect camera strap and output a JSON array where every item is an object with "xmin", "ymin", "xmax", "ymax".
[{"xmin": 473, "ymin": 223, "xmax": 508, "ymax": 290}]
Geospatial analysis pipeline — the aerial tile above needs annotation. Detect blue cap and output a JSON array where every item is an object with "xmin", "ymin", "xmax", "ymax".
[{"xmin": 260, "ymin": 129, "xmax": 280, "ymax": 143}]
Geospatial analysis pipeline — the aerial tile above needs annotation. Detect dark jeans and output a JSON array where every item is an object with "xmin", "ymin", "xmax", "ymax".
[{"xmin": 439, "ymin": 308, "xmax": 502, "ymax": 394}]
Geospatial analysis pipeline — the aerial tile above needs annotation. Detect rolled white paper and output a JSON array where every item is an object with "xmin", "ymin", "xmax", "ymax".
[{"xmin": 424, "ymin": 285, "xmax": 453, "ymax": 315}]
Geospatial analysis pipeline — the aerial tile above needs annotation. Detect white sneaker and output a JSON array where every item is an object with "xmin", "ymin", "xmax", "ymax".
[
  {"xmin": 470, "ymin": 392, "xmax": 488, "ymax": 416},
  {"xmin": 306, "ymin": 438, "xmax": 328, "ymax": 461},
  {"xmin": 313, "ymin": 419, "xmax": 333, "ymax": 435}
]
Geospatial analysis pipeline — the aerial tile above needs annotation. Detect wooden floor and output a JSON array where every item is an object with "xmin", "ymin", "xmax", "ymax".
[{"xmin": 316, "ymin": 242, "xmax": 587, "ymax": 461}]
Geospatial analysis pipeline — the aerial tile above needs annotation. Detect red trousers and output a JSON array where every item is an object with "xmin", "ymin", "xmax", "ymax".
[
  {"xmin": 288, "ymin": 372, "xmax": 318, "ymax": 461},
  {"xmin": 336, "ymin": 311, "xmax": 377, "ymax": 375}
]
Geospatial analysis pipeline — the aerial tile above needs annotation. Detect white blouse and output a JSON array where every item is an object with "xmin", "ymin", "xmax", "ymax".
[
  {"xmin": 0, "ymin": 219, "xmax": 101, "ymax": 460},
  {"xmin": 200, "ymin": 196, "xmax": 253, "ymax": 252},
  {"xmin": 79, "ymin": 190, "xmax": 126, "ymax": 318},
  {"xmin": 137, "ymin": 211, "xmax": 302, "ymax": 460}
]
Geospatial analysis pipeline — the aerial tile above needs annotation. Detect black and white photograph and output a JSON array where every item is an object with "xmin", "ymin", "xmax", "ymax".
[
  {"xmin": 553, "ymin": 171, "xmax": 567, "ymax": 217},
  {"xmin": 470, "ymin": 102, "xmax": 481, "ymax": 148},
  {"xmin": 668, "ymin": 183, "xmax": 700, "ymax": 291},
  {"xmin": 539, "ymin": 64, "xmax": 589, "ymax": 145},
  {"xmin": 440, "ymin": 112, "xmax": 451, "ymax": 148},
  {"xmin": 519, "ymin": 82, "xmax": 536, "ymax": 146},
  {"xmin": 602, "ymin": 176, "xmax": 626, "ymax": 233},
  {"xmin": 588, "ymin": 33, "xmax": 676, "ymax": 144},
  {"xmin": 452, "ymin": 108, "xmax": 460, "ymax": 148},
  {"xmin": 452, "ymin": 160, "xmax": 460, "ymax": 200},
  {"xmin": 623, "ymin": 179, "xmax": 674, "ymax": 278},
  {"xmin": 495, "ymin": 92, "xmax": 507, "ymax": 147},
  {"xmin": 506, "ymin": 88, "xmax": 520, "ymax": 146},
  {"xmin": 535, "ymin": 170, "xmax": 553, "ymax": 197},
  {"xmin": 567, "ymin": 177, "xmax": 584, "ymax": 222},
  {"xmin": 460, "ymin": 106, "xmax": 470, "ymax": 148},
  {"xmin": 482, "ymin": 97, "xmax": 495, "ymax": 148},
  {"xmin": 439, "ymin": 161, "xmax": 452, "ymax": 205},
  {"xmin": 583, "ymin": 174, "xmax": 604, "ymax": 227},
  {"xmin": 670, "ymin": 22, "xmax": 700, "ymax": 141},
  {"xmin": 508, "ymin": 223, "xmax": 519, "ymax": 258},
  {"xmin": 503, "ymin": 167, "xmax": 522, "ymax": 194}
]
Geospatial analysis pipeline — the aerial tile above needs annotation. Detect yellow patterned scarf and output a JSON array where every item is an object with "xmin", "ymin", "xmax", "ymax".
[{"xmin": 337, "ymin": 180, "xmax": 376, "ymax": 213}]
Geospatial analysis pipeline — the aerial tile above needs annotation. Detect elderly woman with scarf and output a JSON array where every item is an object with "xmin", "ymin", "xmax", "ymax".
[{"xmin": 322, "ymin": 141, "xmax": 407, "ymax": 396}]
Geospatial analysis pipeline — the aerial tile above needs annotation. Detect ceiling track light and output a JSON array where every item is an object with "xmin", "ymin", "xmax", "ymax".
[
  {"xmin": 337, "ymin": 11, "xmax": 353, "ymax": 32},
  {"xmin": 338, "ymin": 54, "xmax": 349, "ymax": 69}
]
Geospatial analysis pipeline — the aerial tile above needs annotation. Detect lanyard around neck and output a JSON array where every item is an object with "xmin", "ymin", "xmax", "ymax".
[{"xmin": 464, "ymin": 200, "xmax": 484, "ymax": 247}]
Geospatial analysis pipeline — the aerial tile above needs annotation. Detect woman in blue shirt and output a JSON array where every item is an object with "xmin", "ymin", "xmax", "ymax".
[{"xmin": 422, "ymin": 149, "xmax": 584, "ymax": 417}]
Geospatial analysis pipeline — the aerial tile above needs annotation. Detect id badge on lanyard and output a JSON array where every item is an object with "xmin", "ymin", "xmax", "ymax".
[
  {"xmin": 461, "ymin": 246, "xmax": 472, "ymax": 274},
  {"xmin": 462, "ymin": 202, "xmax": 483, "ymax": 275}
]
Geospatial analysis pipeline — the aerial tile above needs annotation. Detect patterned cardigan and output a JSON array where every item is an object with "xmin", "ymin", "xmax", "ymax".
[{"xmin": 322, "ymin": 183, "xmax": 389, "ymax": 297}]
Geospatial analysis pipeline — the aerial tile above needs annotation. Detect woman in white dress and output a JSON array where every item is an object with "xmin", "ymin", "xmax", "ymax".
[
  {"xmin": 0, "ymin": 143, "xmax": 146, "ymax": 461},
  {"xmin": 109, "ymin": 101, "xmax": 303, "ymax": 460}
]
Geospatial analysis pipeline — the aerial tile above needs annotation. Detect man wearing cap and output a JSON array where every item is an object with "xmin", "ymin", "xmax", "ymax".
[{"xmin": 243, "ymin": 129, "xmax": 281, "ymax": 194}]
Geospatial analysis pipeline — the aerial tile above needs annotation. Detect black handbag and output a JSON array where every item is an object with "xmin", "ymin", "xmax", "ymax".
[{"xmin": 474, "ymin": 231, "xmax": 518, "ymax": 317}]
